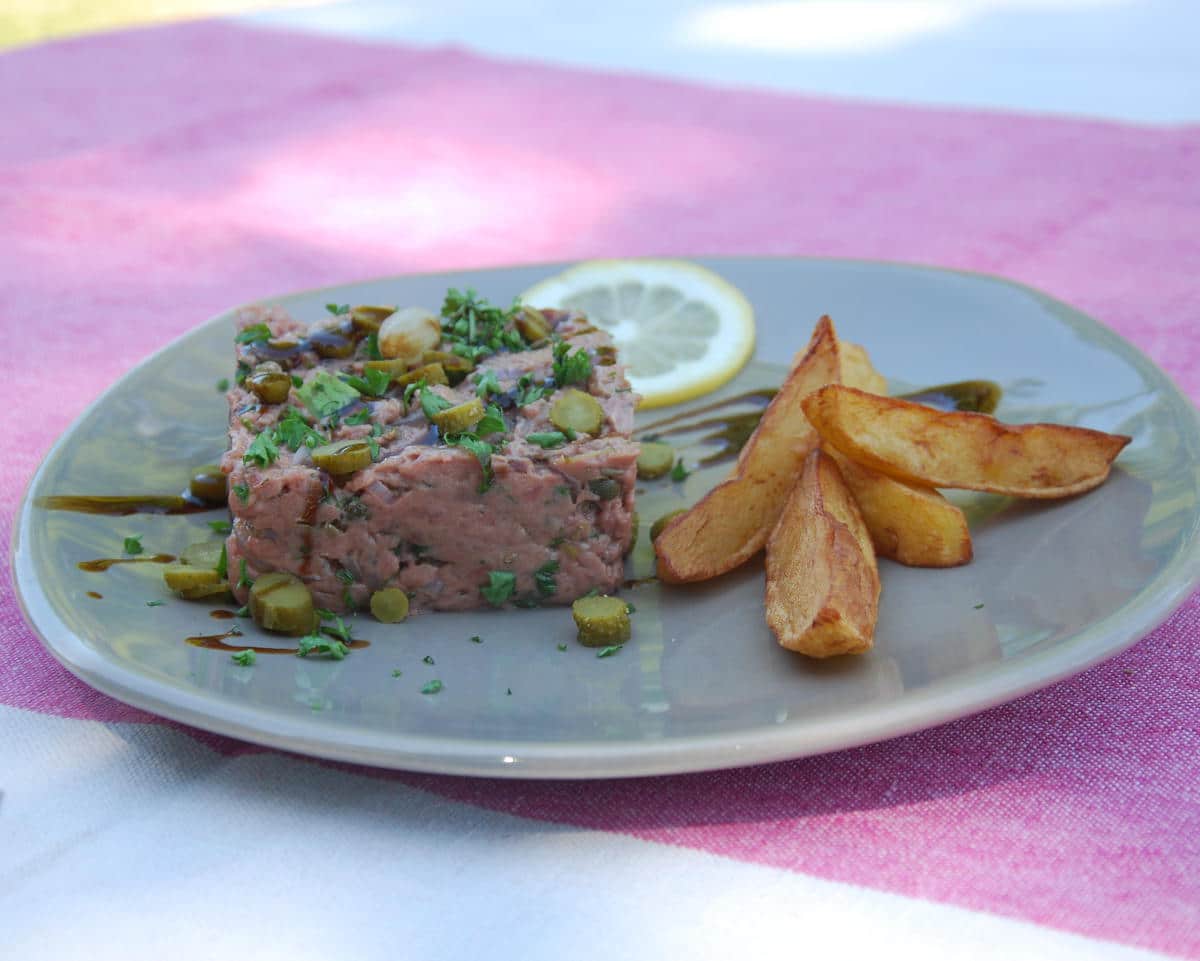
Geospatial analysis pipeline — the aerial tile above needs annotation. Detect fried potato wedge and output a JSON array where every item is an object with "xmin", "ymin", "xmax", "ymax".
[
  {"xmin": 655, "ymin": 316, "xmax": 842, "ymax": 583},
  {"xmin": 839, "ymin": 342, "xmax": 888, "ymax": 395},
  {"xmin": 802, "ymin": 385, "xmax": 1132, "ymax": 499},
  {"xmin": 766, "ymin": 450, "xmax": 880, "ymax": 657},
  {"xmin": 826, "ymin": 448, "xmax": 972, "ymax": 567}
]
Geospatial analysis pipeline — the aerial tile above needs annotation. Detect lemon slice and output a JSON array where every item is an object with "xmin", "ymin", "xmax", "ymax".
[{"xmin": 520, "ymin": 259, "xmax": 755, "ymax": 409}]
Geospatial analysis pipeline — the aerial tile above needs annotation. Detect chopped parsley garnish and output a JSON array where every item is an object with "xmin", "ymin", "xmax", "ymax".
[
  {"xmin": 595, "ymin": 644, "xmax": 623, "ymax": 658},
  {"xmin": 974, "ymin": 602, "xmax": 985, "ymax": 610},
  {"xmin": 216, "ymin": 377, "xmax": 229, "ymax": 392},
  {"xmin": 403, "ymin": 380, "xmax": 425, "ymax": 406},
  {"xmin": 216, "ymin": 543, "xmax": 228, "ymax": 580},
  {"xmin": 421, "ymin": 679, "xmax": 443, "ymax": 695},
  {"xmin": 296, "ymin": 634, "xmax": 350, "ymax": 660},
  {"xmin": 422, "ymin": 655, "xmax": 435, "ymax": 665},
  {"xmin": 321, "ymin": 614, "xmax": 352, "ymax": 645},
  {"xmin": 552, "ymin": 340, "xmax": 592, "ymax": 387},
  {"xmin": 208, "ymin": 519, "xmax": 232, "ymax": 535},
  {"xmin": 481, "ymin": 570, "xmax": 517, "ymax": 607},
  {"xmin": 445, "ymin": 433, "xmax": 494, "ymax": 491},
  {"xmin": 419, "ymin": 385, "xmax": 453, "ymax": 422},
  {"xmin": 237, "ymin": 558, "xmax": 253, "ymax": 590},
  {"xmin": 292, "ymin": 374, "xmax": 304, "ymax": 388},
  {"xmin": 474, "ymin": 369, "xmax": 502, "ymax": 399},
  {"xmin": 670, "ymin": 458, "xmax": 690, "ymax": 482},
  {"xmin": 391, "ymin": 669, "xmax": 403, "ymax": 678},
  {"xmin": 625, "ymin": 602, "xmax": 636, "ymax": 614},
  {"xmin": 344, "ymin": 406, "xmax": 372, "ymax": 426},
  {"xmin": 534, "ymin": 560, "xmax": 558, "ymax": 596},
  {"xmin": 235, "ymin": 605, "xmax": 250, "ymax": 618},
  {"xmin": 470, "ymin": 635, "xmax": 483, "ymax": 644},
  {"xmin": 440, "ymin": 289, "xmax": 525, "ymax": 361},
  {"xmin": 514, "ymin": 373, "xmax": 549, "ymax": 407},
  {"xmin": 145, "ymin": 600, "xmax": 165, "ymax": 608},
  {"xmin": 365, "ymin": 332, "xmax": 382, "ymax": 360},
  {"xmin": 235, "ymin": 323, "xmax": 272, "ymax": 345},
  {"xmin": 557, "ymin": 643, "xmax": 567, "ymax": 652},
  {"xmin": 506, "ymin": 688, "xmax": 512, "ymax": 696},
  {"xmin": 297, "ymin": 370, "xmax": 360, "ymax": 419},
  {"xmin": 243, "ymin": 430, "xmax": 279, "ymax": 467},
  {"xmin": 122, "ymin": 534, "xmax": 143, "ymax": 555},
  {"xmin": 526, "ymin": 431, "xmax": 567, "ymax": 449},
  {"xmin": 325, "ymin": 302, "xmax": 350, "ymax": 316},
  {"xmin": 231, "ymin": 649, "xmax": 256, "ymax": 667},
  {"xmin": 335, "ymin": 568, "xmax": 356, "ymax": 584},
  {"xmin": 232, "ymin": 483, "xmax": 250, "ymax": 503},
  {"xmin": 341, "ymin": 367, "xmax": 391, "ymax": 397},
  {"xmin": 476, "ymin": 404, "xmax": 506, "ymax": 437},
  {"xmin": 274, "ymin": 406, "xmax": 326, "ymax": 450}
]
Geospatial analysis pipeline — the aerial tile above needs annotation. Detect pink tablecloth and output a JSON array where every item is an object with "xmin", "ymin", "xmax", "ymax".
[{"xmin": 2, "ymin": 21, "xmax": 1198, "ymax": 959}]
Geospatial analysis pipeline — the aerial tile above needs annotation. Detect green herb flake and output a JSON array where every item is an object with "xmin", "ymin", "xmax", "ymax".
[
  {"xmin": 216, "ymin": 543, "xmax": 228, "ymax": 580},
  {"xmin": 481, "ymin": 570, "xmax": 517, "ymax": 607},
  {"xmin": 476, "ymin": 404, "xmax": 506, "ymax": 437},
  {"xmin": 292, "ymin": 374, "xmax": 304, "ymax": 388},
  {"xmin": 391, "ymin": 669, "xmax": 403, "ymax": 678},
  {"xmin": 556, "ymin": 643, "xmax": 567, "ymax": 652},
  {"xmin": 235, "ymin": 323, "xmax": 272, "ymax": 345},
  {"xmin": 596, "ymin": 644, "xmax": 623, "ymax": 658},
  {"xmin": 335, "ymin": 568, "xmax": 356, "ymax": 585},
  {"xmin": 274, "ymin": 406, "xmax": 326, "ymax": 451},
  {"xmin": 506, "ymin": 688, "xmax": 512, "ymax": 696},
  {"xmin": 403, "ymin": 380, "xmax": 425, "ymax": 406},
  {"xmin": 626, "ymin": 602, "xmax": 636, "ymax": 614},
  {"xmin": 145, "ymin": 600, "xmax": 165, "ymax": 607},
  {"xmin": 231, "ymin": 649, "xmax": 256, "ymax": 667},
  {"xmin": 552, "ymin": 340, "xmax": 592, "ymax": 387},
  {"xmin": 670, "ymin": 458, "xmax": 690, "ymax": 482},
  {"xmin": 344, "ymin": 406, "xmax": 372, "ymax": 426},
  {"xmin": 325, "ymin": 302, "xmax": 350, "ymax": 316},
  {"xmin": 526, "ymin": 431, "xmax": 567, "ymax": 449},
  {"xmin": 974, "ymin": 603, "xmax": 985, "ymax": 610},
  {"xmin": 422, "ymin": 655, "xmax": 435, "ymax": 665},
  {"xmin": 421, "ymin": 679, "xmax": 443, "ymax": 695},
  {"xmin": 237, "ymin": 558, "xmax": 252, "ymax": 590},
  {"xmin": 419, "ymin": 385, "xmax": 453, "ymax": 422},
  {"xmin": 243, "ymin": 430, "xmax": 279, "ymax": 468},
  {"xmin": 235, "ymin": 605, "xmax": 250, "ymax": 618},
  {"xmin": 122, "ymin": 534, "xmax": 143, "ymax": 555},
  {"xmin": 296, "ymin": 370, "xmax": 360, "ymax": 420},
  {"xmin": 366, "ymin": 332, "xmax": 383, "ymax": 361},
  {"xmin": 232, "ymin": 483, "xmax": 250, "ymax": 503},
  {"xmin": 208, "ymin": 519, "xmax": 233, "ymax": 535},
  {"xmin": 534, "ymin": 560, "xmax": 559, "ymax": 597},
  {"xmin": 216, "ymin": 377, "xmax": 230, "ymax": 392},
  {"xmin": 475, "ymin": 369, "xmax": 502, "ymax": 399},
  {"xmin": 470, "ymin": 635, "xmax": 483, "ymax": 644},
  {"xmin": 322, "ymin": 615, "xmax": 352, "ymax": 645},
  {"xmin": 297, "ymin": 634, "xmax": 350, "ymax": 660}
]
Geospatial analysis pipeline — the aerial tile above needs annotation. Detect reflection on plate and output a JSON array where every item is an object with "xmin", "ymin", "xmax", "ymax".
[{"xmin": 12, "ymin": 258, "xmax": 1200, "ymax": 778}]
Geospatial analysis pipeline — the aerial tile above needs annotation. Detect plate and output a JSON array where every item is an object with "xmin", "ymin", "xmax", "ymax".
[{"xmin": 13, "ymin": 258, "xmax": 1200, "ymax": 778}]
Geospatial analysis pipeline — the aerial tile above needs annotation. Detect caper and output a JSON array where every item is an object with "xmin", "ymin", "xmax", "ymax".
[
  {"xmin": 636, "ymin": 441, "xmax": 675, "ymax": 479},
  {"xmin": 246, "ymin": 368, "xmax": 292, "ymax": 404},
  {"xmin": 311, "ymin": 440, "xmax": 373, "ymax": 475},
  {"xmin": 180, "ymin": 540, "xmax": 225, "ymax": 570},
  {"xmin": 370, "ymin": 588, "xmax": 410, "ymax": 623},
  {"xmin": 515, "ymin": 306, "xmax": 551, "ymax": 343},
  {"xmin": 431, "ymin": 398, "xmax": 485, "ymax": 434},
  {"xmin": 350, "ymin": 304, "xmax": 397, "ymax": 334},
  {"xmin": 311, "ymin": 326, "xmax": 355, "ymax": 359},
  {"xmin": 163, "ymin": 563, "xmax": 227, "ymax": 599},
  {"xmin": 572, "ymin": 594, "xmax": 631, "ymax": 647},
  {"xmin": 550, "ymin": 389, "xmax": 604, "ymax": 435},
  {"xmin": 394, "ymin": 362, "xmax": 449, "ymax": 389},
  {"xmin": 189, "ymin": 464, "xmax": 228, "ymax": 504},
  {"xmin": 650, "ymin": 509, "xmax": 686, "ymax": 542},
  {"xmin": 248, "ymin": 571, "xmax": 317, "ymax": 636},
  {"xmin": 588, "ymin": 477, "xmax": 621, "ymax": 501}
]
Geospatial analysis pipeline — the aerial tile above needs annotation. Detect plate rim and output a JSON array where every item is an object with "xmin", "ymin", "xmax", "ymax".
[{"xmin": 12, "ymin": 256, "xmax": 1200, "ymax": 779}]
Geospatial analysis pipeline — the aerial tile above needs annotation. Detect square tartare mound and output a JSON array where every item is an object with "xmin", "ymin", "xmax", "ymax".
[{"xmin": 221, "ymin": 294, "xmax": 639, "ymax": 614}]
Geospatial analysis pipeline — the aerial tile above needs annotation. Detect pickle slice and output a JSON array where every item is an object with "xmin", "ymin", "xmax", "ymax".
[
  {"xmin": 248, "ymin": 572, "xmax": 318, "ymax": 636},
  {"xmin": 311, "ymin": 440, "xmax": 373, "ymax": 475},
  {"xmin": 163, "ymin": 563, "xmax": 227, "ymax": 599},
  {"xmin": 370, "ymin": 588, "xmax": 410, "ymax": 623},
  {"xmin": 550, "ymin": 389, "xmax": 604, "ymax": 436},
  {"xmin": 636, "ymin": 442, "xmax": 675, "ymax": 479},
  {"xmin": 431, "ymin": 398, "xmax": 485, "ymax": 434},
  {"xmin": 572, "ymin": 595, "xmax": 631, "ymax": 647}
]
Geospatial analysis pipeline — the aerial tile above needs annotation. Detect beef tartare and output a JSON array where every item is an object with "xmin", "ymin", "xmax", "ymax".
[{"xmin": 220, "ymin": 292, "xmax": 638, "ymax": 615}]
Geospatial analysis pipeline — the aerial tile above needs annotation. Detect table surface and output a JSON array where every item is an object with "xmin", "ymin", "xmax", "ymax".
[{"xmin": 3, "ymin": 4, "xmax": 1199, "ymax": 960}]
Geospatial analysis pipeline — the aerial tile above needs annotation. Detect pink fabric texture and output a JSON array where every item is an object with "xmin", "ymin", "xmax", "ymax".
[{"xmin": 3, "ymin": 20, "xmax": 1199, "ymax": 956}]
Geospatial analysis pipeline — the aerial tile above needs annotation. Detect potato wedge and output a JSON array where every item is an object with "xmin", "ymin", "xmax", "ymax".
[
  {"xmin": 766, "ymin": 450, "xmax": 880, "ymax": 657},
  {"xmin": 655, "ymin": 316, "xmax": 842, "ymax": 583},
  {"xmin": 825, "ymin": 448, "xmax": 972, "ymax": 567},
  {"xmin": 839, "ymin": 342, "xmax": 888, "ymax": 395},
  {"xmin": 802, "ymin": 385, "xmax": 1131, "ymax": 499}
]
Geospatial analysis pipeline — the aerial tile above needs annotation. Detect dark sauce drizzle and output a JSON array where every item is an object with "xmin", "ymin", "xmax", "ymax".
[
  {"xmin": 186, "ymin": 628, "xmax": 370, "ymax": 655},
  {"xmin": 39, "ymin": 494, "xmax": 214, "ymax": 516},
  {"xmin": 78, "ymin": 553, "xmax": 175, "ymax": 572}
]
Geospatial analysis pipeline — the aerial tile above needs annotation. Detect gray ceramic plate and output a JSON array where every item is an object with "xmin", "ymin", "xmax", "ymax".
[{"xmin": 13, "ymin": 258, "xmax": 1200, "ymax": 778}]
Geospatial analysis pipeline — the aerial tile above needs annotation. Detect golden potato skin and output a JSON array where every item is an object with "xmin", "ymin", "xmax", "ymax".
[{"xmin": 765, "ymin": 450, "xmax": 881, "ymax": 657}]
